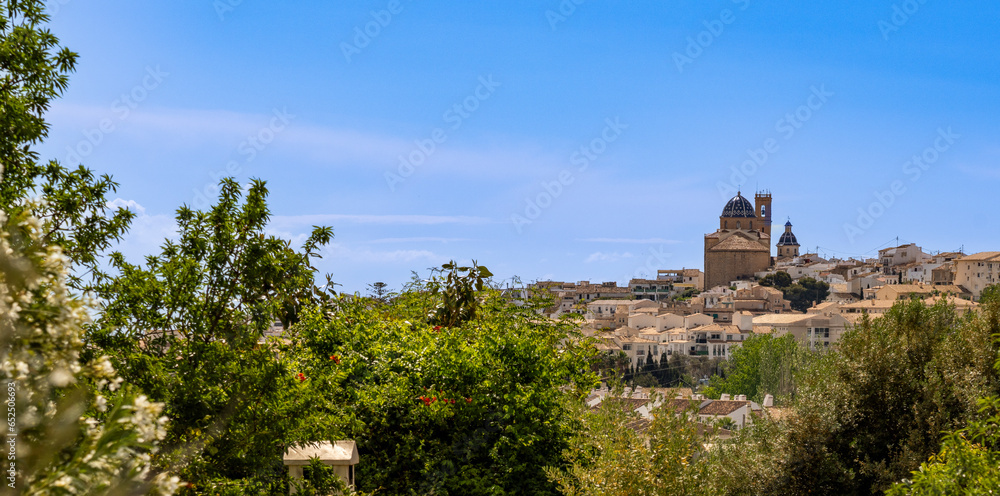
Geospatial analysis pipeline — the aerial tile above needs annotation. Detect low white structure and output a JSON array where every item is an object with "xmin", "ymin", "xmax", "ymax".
[{"xmin": 284, "ymin": 441, "xmax": 358, "ymax": 494}]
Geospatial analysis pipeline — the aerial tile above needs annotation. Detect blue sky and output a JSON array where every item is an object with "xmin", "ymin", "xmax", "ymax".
[{"xmin": 37, "ymin": 1, "xmax": 1000, "ymax": 293}]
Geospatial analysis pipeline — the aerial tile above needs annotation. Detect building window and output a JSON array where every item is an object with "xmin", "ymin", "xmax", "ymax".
[{"xmin": 622, "ymin": 344, "xmax": 632, "ymax": 351}]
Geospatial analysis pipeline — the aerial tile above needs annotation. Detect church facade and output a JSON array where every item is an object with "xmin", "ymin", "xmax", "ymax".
[{"xmin": 703, "ymin": 192, "xmax": 774, "ymax": 290}]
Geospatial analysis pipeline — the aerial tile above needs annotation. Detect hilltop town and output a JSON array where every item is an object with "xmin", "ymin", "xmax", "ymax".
[{"xmin": 532, "ymin": 191, "xmax": 993, "ymax": 371}]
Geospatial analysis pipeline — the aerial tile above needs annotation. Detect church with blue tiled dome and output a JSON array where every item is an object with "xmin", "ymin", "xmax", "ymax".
[{"xmin": 703, "ymin": 191, "xmax": 775, "ymax": 290}]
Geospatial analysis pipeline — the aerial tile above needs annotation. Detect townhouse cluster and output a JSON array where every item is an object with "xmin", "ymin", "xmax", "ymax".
[{"xmin": 586, "ymin": 386, "xmax": 778, "ymax": 435}]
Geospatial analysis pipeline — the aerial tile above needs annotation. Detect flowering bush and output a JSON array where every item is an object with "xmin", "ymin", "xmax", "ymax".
[{"xmin": 0, "ymin": 207, "xmax": 178, "ymax": 494}]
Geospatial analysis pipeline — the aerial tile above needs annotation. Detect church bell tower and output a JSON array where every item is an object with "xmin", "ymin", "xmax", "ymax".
[{"xmin": 755, "ymin": 192, "xmax": 772, "ymax": 238}]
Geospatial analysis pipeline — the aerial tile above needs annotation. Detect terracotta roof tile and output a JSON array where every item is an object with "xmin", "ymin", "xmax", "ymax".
[{"xmin": 709, "ymin": 233, "xmax": 769, "ymax": 252}]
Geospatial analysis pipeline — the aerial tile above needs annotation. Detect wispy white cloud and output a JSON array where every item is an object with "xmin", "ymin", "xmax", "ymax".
[
  {"xmin": 585, "ymin": 251, "xmax": 634, "ymax": 263},
  {"xmin": 107, "ymin": 198, "xmax": 146, "ymax": 215},
  {"xmin": 321, "ymin": 242, "xmax": 448, "ymax": 265},
  {"xmin": 48, "ymin": 103, "xmax": 274, "ymax": 144},
  {"xmin": 955, "ymin": 164, "xmax": 1000, "ymax": 179},
  {"xmin": 109, "ymin": 212, "xmax": 178, "ymax": 263},
  {"xmin": 47, "ymin": 103, "xmax": 566, "ymax": 178},
  {"xmin": 270, "ymin": 214, "xmax": 492, "ymax": 228},
  {"xmin": 111, "ymin": 210, "xmax": 452, "ymax": 267},
  {"xmin": 578, "ymin": 237, "xmax": 680, "ymax": 244},
  {"xmin": 367, "ymin": 237, "xmax": 471, "ymax": 244}
]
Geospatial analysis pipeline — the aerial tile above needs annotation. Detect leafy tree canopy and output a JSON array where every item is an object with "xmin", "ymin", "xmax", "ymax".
[{"xmin": 90, "ymin": 178, "xmax": 336, "ymax": 491}]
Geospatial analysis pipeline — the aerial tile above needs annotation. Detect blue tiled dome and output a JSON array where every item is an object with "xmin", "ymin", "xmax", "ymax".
[
  {"xmin": 777, "ymin": 231, "xmax": 799, "ymax": 246},
  {"xmin": 721, "ymin": 193, "xmax": 756, "ymax": 218}
]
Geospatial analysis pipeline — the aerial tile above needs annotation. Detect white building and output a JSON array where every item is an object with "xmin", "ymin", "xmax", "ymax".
[
  {"xmin": 878, "ymin": 243, "xmax": 928, "ymax": 273},
  {"xmin": 955, "ymin": 252, "xmax": 1000, "ymax": 300}
]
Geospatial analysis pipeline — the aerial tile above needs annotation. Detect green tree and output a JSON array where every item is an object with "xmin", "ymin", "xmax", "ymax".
[
  {"xmin": 296, "ymin": 271, "xmax": 597, "ymax": 495},
  {"xmin": 711, "ymin": 334, "xmax": 801, "ymax": 403},
  {"xmin": 0, "ymin": 2, "xmax": 175, "ymax": 493},
  {"xmin": 366, "ymin": 281, "xmax": 392, "ymax": 304},
  {"xmin": 782, "ymin": 277, "xmax": 829, "ymax": 312},
  {"xmin": 759, "ymin": 271, "xmax": 792, "ymax": 289},
  {"xmin": 886, "ymin": 291, "xmax": 1000, "ymax": 495},
  {"xmin": 772, "ymin": 299, "xmax": 1000, "ymax": 494},
  {"xmin": 675, "ymin": 287, "xmax": 700, "ymax": 301},
  {"xmin": 548, "ymin": 394, "xmax": 711, "ymax": 496},
  {"xmin": 90, "ymin": 179, "xmax": 336, "ymax": 490},
  {"xmin": 886, "ymin": 397, "xmax": 1000, "ymax": 496},
  {"xmin": 0, "ymin": 3, "xmax": 134, "ymax": 293},
  {"xmin": 594, "ymin": 351, "xmax": 631, "ymax": 382},
  {"xmin": 979, "ymin": 283, "xmax": 1000, "ymax": 305}
]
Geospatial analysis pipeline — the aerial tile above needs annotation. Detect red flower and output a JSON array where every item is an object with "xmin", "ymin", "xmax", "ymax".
[
  {"xmin": 433, "ymin": 326, "xmax": 442, "ymax": 331},
  {"xmin": 420, "ymin": 396, "xmax": 432, "ymax": 406},
  {"xmin": 465, "ymin": 397, "xmax": 472, "ymax": 404},
  {"xmin": 329, "ymin": 355, "xmax": 340, "ymax": 364},
  {"xmin": 296, "ymin": 373, "xmax": 306, "ymax": 382}
]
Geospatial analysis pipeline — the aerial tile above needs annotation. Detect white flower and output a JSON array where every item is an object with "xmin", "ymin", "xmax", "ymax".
[
  {"xmin": 95, "ymin": 395, "xmax": 107, "ymax": 412},
  {"xmin": 53, "ymin": 475, "xmax": 73, "ymax": 488},
  {"xmin": 93, "ymin": 356, "xmax": 116, "ymax": 378},
  {"xmin": 154, "ymin": 472, "xmax": 183, "ymax": 494},
  {"xmin": 49, "ymin": 368, "xmax": 75, "ymax": 387}
]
